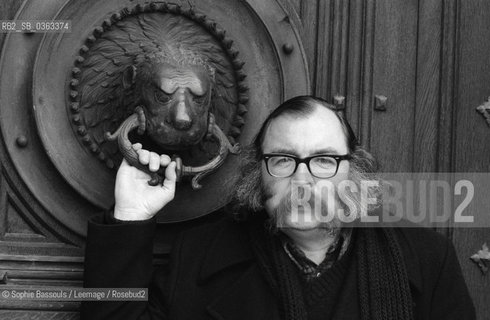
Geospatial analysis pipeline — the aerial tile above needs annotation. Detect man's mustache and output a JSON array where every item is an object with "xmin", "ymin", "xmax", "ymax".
[
  {"xmin": 269, "ymin": 184, "xmax": 325, "ymax": 216},
  {"xmin": 263, "ymin": 182, "xmax": 316, "ymax": 201},
  {"xmin": 267, "ymin": 183, "xmax": 344, "ymax": 231}
]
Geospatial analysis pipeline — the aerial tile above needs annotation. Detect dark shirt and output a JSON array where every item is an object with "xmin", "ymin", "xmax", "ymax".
[{"xmin": 281, "ymin": 229, "xmax": 352, "ymax": 282}]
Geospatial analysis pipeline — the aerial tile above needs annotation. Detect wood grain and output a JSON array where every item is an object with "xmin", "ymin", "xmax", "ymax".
[
  {"xmin": 345, "ymin": 0, "xmax": 365, "ymax": 138},
  {"xmin": 370, "ymin": 0, "xmax": 418, "ymax": 171},
  {"xmin": 451, "ymin": 0, "xmax": 490, "ymax": 317},
  {"xmin": 297, "ymin": 0, "xmax": 318, "ymax": 91},
  {"xmin": 413, "ymin": 0, "xmax": 441, "ymax": 172},
  {"xmin": 438, "ymin": 0, "xmax": 459, "ymax": 173},
  {"xmin": 0, "ymin": 311, "xmax": 79, "ymax": 320},
  {"xmin": 359, "ymin": 0, "xmax": 376, "ymax": 149}
]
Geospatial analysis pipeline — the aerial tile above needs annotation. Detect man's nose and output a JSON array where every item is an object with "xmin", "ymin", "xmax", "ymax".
[{"xmin": 292, "ymin": 162, "xmax": 314, "ymax": 184}]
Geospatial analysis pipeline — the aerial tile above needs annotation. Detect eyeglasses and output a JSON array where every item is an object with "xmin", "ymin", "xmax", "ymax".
[{"xmin": 261, "ymin": 153, "xmax": 351, "ymax": 178}]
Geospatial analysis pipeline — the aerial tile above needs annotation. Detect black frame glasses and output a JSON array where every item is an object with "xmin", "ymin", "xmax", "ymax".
[{"xmin": 261, "ymin": 153, "xmax": 352, "ymax": 178}]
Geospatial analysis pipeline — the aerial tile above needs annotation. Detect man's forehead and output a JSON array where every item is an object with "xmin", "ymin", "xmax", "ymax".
[{"xmin": 261, "ymin": 106, "xmax": 349, "ymax": 155}]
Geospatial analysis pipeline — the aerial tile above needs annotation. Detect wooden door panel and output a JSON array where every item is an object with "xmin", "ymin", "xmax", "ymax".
[
  {"xmin": 452, "ymin": 0, "xmax": 490, "ymax": 317},
  {"xmin": 413, "ymin": 0, "xmax": 442, "ymax": 172},
  {"xmin": 370, "ymin": 0, "xmax": 419, "ymax": 172}
]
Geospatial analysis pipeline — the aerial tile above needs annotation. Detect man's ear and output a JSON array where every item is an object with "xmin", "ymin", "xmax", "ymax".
[{"xmin": 122, "ymin": 65, "xmax": 137, "ymax": 89}]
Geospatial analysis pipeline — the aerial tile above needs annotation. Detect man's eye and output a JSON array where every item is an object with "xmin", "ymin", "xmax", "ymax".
[
  {"xmin": 313, "ymin": 157, "xmax": 336, "ymax": 167},
  {"xmin": 271, "ymin": 157, "xmax": 293, "ymax": 166},
  {"xmin": 154, "ymin": 91, "xmax": 170, "ymax": 103}
]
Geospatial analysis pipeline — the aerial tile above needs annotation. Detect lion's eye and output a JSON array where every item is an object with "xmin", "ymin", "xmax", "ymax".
[
  {"xmin": 154, "ymin": 91, "xmax": 170, "ymax": 103},
  {"xmin": 193, "ymin": 94, "xmax": 206, "ymax": 104}
]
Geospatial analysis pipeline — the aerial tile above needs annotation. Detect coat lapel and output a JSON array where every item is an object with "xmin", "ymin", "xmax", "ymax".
[
  {"xmin": 197, "ymin": 219, "xmax": 280, "ymax": 320},
  {"xmin": 198, "ymin": 219, "xmax": 254, "ymax": 283},
  {"xmin": 396, "ymin": 228, "xmax": 423, "ymax": 294},
  {"xmin": 206, "ymin": 264, "xmax": 279, "ymax": 320}
]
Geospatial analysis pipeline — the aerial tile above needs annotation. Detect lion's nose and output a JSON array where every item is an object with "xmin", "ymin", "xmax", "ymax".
[
  {"xmin": 173, "ymin": 101, "xmax": 192, "ymax": 130},
  {"xmin": 174, "ymin": 118, "xmax": 192, "ymax": 130}
]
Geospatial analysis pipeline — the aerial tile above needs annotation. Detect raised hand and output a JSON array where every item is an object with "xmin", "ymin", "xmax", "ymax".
[{"xmin": 114, "ymin": 143, "xmax": 177, "ymax": 221}]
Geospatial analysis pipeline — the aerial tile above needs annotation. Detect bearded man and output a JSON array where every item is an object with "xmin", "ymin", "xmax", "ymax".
[{"xmin": 82, "ymin": 96, "xmax": 475, "ymax": 319}]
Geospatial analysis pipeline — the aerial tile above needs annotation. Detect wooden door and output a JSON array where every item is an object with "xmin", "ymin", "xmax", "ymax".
[
  {"xmin": 291, "ymin": 0, "xmax": 489, "ymax": 318},
  {"xmin": 0, "ymin": 0, "xmax": 489, "ymax": 318},
  {"xmin": 451, "ymin": 0, "xmax": 490, "ymax": 314}
]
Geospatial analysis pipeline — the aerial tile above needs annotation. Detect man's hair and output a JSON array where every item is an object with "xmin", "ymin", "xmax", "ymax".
[
  {"xmin": 232, "ymin": 95, "xmax": 381, "ymax": 219},
  {"xmin": 253, "ymin": 95, "xmax": 358, "ymax": 154}
]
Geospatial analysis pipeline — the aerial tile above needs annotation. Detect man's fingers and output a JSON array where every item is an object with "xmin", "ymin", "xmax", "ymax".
[
  {"xmin": 137, "ymin": 149, "xmax": 150, "ymax": 165},
  {"xmin": 162, "ymin": 161, "xmax": 177, "ymax": 191},
  {"xmin": 136, "ymin": 148, "xmax": 171, "ymax": 173},
  {"xmin": 148, "ymin": 152, "xmax": 160, "ymax": 172},
  {"xmin": 160, "ymin": 154, "xmax": 171, "ymax": 167}
]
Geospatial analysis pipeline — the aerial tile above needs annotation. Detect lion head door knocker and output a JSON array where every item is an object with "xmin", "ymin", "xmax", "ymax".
[{"xmin": 70, "ymin": 3, "xmax": 247, "ymax": 189}]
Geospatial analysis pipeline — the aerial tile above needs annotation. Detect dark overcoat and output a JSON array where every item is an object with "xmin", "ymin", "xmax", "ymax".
[{"xmin": 81, "ymin": 214, "xmax": 475, "ymax": 320}]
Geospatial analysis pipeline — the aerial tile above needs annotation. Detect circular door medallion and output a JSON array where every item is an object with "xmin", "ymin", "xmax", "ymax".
[{"xmin": 0, "ymin": 0, "xmax": 309, "ymax": 233}]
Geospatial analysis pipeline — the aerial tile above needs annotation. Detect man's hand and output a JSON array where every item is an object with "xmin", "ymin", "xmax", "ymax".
[{"xmin": 114, "ymin": 143, "xmax": 177, "ymax": 221}]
